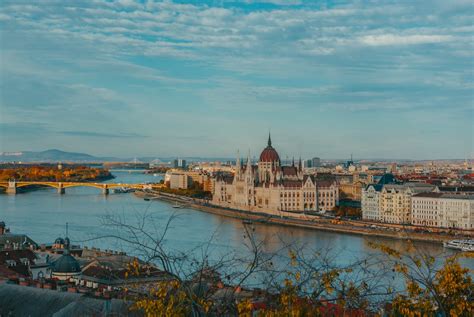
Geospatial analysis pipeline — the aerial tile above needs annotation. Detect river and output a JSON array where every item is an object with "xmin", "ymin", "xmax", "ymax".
[{"xmin": 1, "ymin": 171, "xmax": 472, "ymax": 288}]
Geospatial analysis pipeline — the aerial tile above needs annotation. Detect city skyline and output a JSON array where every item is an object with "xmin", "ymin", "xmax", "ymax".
[{"xmin": 1, "ymin": 0, "xmax": 473, "ymax": 159}]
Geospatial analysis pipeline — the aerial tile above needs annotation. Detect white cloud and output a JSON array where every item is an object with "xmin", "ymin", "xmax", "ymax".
[{"xmin": 359, "ymin": 34, "xmax": 454, "ymax": 46}]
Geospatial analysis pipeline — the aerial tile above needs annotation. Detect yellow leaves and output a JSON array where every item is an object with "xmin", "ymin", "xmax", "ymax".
[
  {"xmin": 392, "ymin": 255, "xmax": 474, "ymax": 316},
  {"xmin": 289, "ymin": 250, "xmax": 297, "ymax": 267},
  {"xmin": 130, "ymin": 279, "xmax": 196, "ymax": 317},
  {"xmin": 394, "ymin": 263, "xmax": 408, "ymax": 275},
  {"xmin": 237, "ymin": 299, "xmax": 253, "ymax": 316},
  {"xmin": 321, "ymin": 270, "xmax": 339, "ymax": 294},
  {"xmin": 295, "ymin": 272, "xmax": 301, "ymax": 282}
]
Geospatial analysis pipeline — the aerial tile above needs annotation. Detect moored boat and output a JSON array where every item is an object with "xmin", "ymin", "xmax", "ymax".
[
  {"xmin": 172, "ymin": 202, "xmax": 183, "ymax": 208},
  {"xmin": 443, "ymin": 239, "xmax": 474, "ymax": 251}
]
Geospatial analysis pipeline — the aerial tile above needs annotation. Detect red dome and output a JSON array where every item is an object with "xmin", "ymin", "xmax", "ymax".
[
  {"xmin": 259, "ymin": 146, "xmax": 280, "ymax": 162},
  {"xmin": 259, "ymin": 133, "xmax": 280, "ymax": 162}
]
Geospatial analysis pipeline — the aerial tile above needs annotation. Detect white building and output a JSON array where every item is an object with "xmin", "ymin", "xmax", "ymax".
[
  {"xmin": 168, "ymin": 172, "xmax": 189, "ymax": 189},
  {"xmin": 361, "ymin": 174, "xmax": 397, "ymax": 221},
  {"xmin": 362, "ymin": 184, "xmax": 382, "ymax": 221},
  {"xmin": 412, "ymin": 193, "xmax": 474, "ymax": 230}
]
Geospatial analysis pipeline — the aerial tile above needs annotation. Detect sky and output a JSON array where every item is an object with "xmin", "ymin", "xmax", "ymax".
[{"xmin": 0, "ymin": 0, "xmax": 473, "ymax": 160}]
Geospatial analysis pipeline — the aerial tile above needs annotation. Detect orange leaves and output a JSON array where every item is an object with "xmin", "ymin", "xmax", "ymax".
[{"xmin": 0, "ymin": 165, "xmax": 112, "ymax": 182}]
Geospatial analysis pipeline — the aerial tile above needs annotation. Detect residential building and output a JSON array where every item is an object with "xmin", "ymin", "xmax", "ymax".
[
  {"xmin": 412, "ymin": 193, "xmax": 474, "ymax": 230},
  {"xmin": 379, "ymin": 183, "xmax": 438, "ymax": 224},
  {"xmin": 361, "ymin": 174, "xmax": 397, "ymax": 221},
  {"xmin": 317, "ymin": 181, "xmax": 339, "ymax": 212},
  {"xmin": 168, "ymin": 172, "xmax": 189, "ymax": 189},
  {"xmin": 0, "ymin": 222, "xmax": 37, "ymax": 251}
]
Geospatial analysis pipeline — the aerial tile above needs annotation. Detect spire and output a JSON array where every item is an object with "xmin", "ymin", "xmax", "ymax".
[
  {"xmin": 64, "ymin": 222, "xmax": 70, "ymax": 253},
  {"xmin": 267, "ymin": 132, "xmax": 272, "ymax": 147},
  {"xmin": 236, "ymin": 150, "xmax": 241, "ymax": 168},
  {"xmin": 292, "ymin": 157, "xmax": 295, "ymax": 167},
  {"xmin": 246, "ymin": 150, "xmax": 252, "ymax": 181},
  {"xmin": 247, "ymin": 150, "xmax": 252, "ymax": 169},
  {"xmin": 235, "ymin": 150, "xmax": 241, "ymax": 177},
  {"xmin": 298, "ymin": 157, "xmax": 302, "ymax": 171}
]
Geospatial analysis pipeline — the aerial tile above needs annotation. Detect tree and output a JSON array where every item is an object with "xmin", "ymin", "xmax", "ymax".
[
  {"xmin": 369, "ymin": 241, "xmax": 474, "ymax": 316},
  {"xmin": 93, "ymin": 211, "xmax": 473, "ymax": 316}
]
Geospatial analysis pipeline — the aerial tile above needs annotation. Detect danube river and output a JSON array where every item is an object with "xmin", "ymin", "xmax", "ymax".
[{"xmin": 1, "ymin": 171, "xmax": 472, "ymax": 282}]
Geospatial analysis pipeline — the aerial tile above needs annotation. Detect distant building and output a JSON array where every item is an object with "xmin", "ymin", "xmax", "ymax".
[
  {"xmin": 168, "ymin": 172, "xmax": 190, "ymax": 189},
  {"xmin": 317, "ymin": 181, "xmax": 339, "ymax": 212},
  {"xmin": 379, "ymin": 183, "xmax": 438, "ymax": 224},
  {"xmin": 0, "ymin": 222, "xmax": 37, "ymax": 251},
  {"xmin": 50, "ymin": 236, "xmax": 81, "ymax": 281},
  {"xmin": 411, "ymin": 193, "xmax": 474, "ymax": 230},
  {"xmin": 361, "ymin": 174, "xmax": 398, "ymax": 221},
  {"xmin": 172, "ymin": 159, "xmax": 187, "ymax": 169},
  {"xmin": 312, "ymin": 157, "xmax": 321, "ymax": 167},
  {"xmin": 74, "ymin": 255, "xmax": 169, "ymax": 291},
  {"xmin": 165, "ymin": 169, "xmax": 213, "ymax": 191}
]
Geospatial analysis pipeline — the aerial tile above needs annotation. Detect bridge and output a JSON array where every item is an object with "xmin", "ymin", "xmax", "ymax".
[{"xmin": 0, "ymin": 180, "xmax": 165, "ymax": 195}]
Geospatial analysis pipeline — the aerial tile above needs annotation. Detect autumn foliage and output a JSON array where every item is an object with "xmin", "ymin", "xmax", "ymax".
[{"xmin": 0, "ymin": 165, "xmax": 113, "ymax": 182}]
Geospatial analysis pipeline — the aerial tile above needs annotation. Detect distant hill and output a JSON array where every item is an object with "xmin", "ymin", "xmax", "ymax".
[
  {"xmin": 0, "ymin": 149, "xmax": 118, "ymax": 162},
  {"xmin": 0, "ymin": 150, "xmax": 232, "ymax": 163}
]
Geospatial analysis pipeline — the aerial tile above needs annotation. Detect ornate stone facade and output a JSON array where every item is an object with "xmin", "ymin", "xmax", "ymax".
[{"xmin": 212, "ymin": 135, "xmax": 338, "ymax": 213}]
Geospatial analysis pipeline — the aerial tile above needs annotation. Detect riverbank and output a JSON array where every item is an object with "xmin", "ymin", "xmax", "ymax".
[{"xmin": 136, "ymin": 191, "xmax": 473, "ymax": 244}]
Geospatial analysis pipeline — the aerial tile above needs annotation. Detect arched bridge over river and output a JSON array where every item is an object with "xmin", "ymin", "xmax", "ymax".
[{"xmin": 0, "ymin": 180, "xmax": 165, "ymax": 195}]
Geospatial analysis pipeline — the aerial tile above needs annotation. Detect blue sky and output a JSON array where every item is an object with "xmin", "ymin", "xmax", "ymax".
[{"xmin": 0, "ymin": 0, "xmax": 472, "ymax": 160}]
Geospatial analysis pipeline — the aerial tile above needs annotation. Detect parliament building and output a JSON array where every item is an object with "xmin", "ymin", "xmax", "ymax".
[{"xmin": 212, "ymin": 135, "xmax": 338, "ymax": 214}]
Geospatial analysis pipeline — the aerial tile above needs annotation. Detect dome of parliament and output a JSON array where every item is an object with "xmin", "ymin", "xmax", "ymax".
[{"xmin": 259, "ymin": 134, "xmax": 280, "ymax": 163}]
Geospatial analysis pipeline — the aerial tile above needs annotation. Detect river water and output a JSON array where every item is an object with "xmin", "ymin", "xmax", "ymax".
[{"xmin": 1, "ymin": 171, "xmax": 472, "ymax": 288}]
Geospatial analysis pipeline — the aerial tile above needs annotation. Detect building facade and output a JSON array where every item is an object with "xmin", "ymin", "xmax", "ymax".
[
  {"xmin": 212, "ymin": 135, "xmax": 338, "ymax": 213},
  {"xmin": 361, "ymin": 185, "xmax": 381, "ymax": 221},
  {"xmin": 412, "ymin": 193, "xmax": 474, "ymax": 230},
  {"xmin": 379, "ymin": 183, "xmax": 438, "ymax": 224}
]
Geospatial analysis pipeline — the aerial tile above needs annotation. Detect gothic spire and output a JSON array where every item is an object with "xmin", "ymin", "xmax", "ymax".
[
  {"xmin": 236, "ymin": 150, "xmax": 241, "ymax": 175},
  {"xmin": 267, "ymin": 132, "xmax": 272, "ymax": 147},
  {"xmin": 246, "ymin": 150, "xmax": 252, "ymax": 179}
]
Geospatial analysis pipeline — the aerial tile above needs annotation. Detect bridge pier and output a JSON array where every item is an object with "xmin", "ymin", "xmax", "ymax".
[
  {"xmin": 57, "ymin": 184, "xmax": 65, "ymax": 195},
  {"xmin": 6, "ymin": 181, "xmax": 17, "ymax": 195}
]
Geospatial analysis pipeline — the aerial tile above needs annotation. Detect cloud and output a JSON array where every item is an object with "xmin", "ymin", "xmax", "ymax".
[
  {"xmin": 0, "ymin": 0, "xmax": 472, "ymax": 158},
  {"xmin": 59, "ymin": 131, "xmax": 149, "ymax": 138},
  {"xmin": 359, "ymin": 34, "xmax": 454, "ymax": 46}
]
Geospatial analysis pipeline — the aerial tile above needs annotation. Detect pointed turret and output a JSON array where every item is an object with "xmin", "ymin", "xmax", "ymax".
[
  {"xmin": 298, "ymin": 157, "xmax": 302, "ymax": 171},
  {"xmin": 235, "ymin": 150, "xmax": 241, "ymax": 177},
  {"xmin": 246, "ymin": 150, "xmax": 253, "ymax": 183},
  {"xmin": 268, "ymin": 132, "xmax": 272, "ymax": 147},
  {"xmin": 246, "ymin": 150, "xmax": 252, "ymax": 171}
]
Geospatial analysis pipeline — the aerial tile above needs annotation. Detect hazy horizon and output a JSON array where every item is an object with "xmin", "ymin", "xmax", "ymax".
[{"xmin": 1, "ymin": 0, "xmax": 473, "ymax": 160}]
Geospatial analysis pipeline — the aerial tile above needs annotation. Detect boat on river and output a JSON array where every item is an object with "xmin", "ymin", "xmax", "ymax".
[
  {"xmin": 172, "ymin": 202, "xmax": 184, "ymax": 208},
  {"xmin": 443, "ymin": 239, "xmax": 474, "ymax": 251},
  {"xmin": 112, "ymin": 187, "xmax": 135, "ymax": 194}
]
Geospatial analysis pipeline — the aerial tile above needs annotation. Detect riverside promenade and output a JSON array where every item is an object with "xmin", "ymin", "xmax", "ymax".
[{"xmin": 135, "ymin": 191, "xmax": 474, "ymax": 244}]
